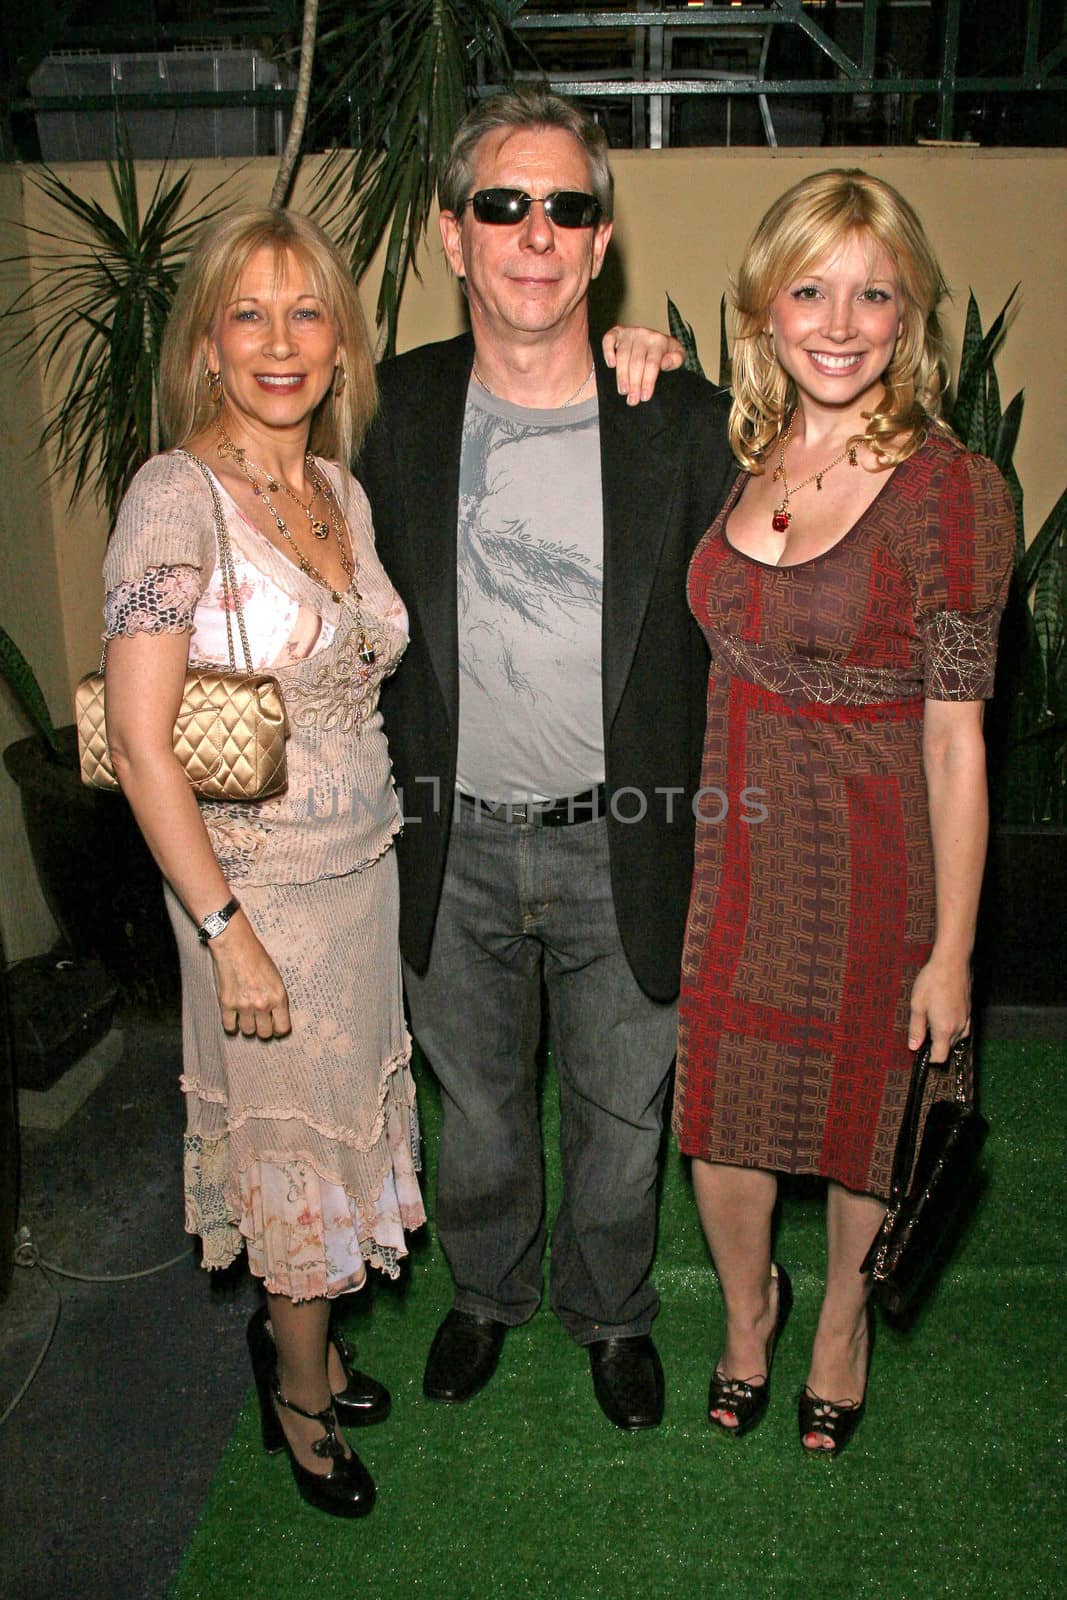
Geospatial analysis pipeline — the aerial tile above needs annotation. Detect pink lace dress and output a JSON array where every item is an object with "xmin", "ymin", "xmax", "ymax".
[{"xmin": 103, "ymin": 451, "xmax": 425, "ymax": 1300}]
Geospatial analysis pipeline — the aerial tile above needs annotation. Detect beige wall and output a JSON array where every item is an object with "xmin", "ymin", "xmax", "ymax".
[
  {"xmin": 1, "ymin": 146, "xmax": 1063, "ymax": 958},
  {"xmin": 0, "ymin": 168, "xmax": 70, "ymax": 957}
]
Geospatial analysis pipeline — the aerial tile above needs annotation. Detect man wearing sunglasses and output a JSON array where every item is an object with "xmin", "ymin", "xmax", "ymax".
[{"xmin": 360, "ymin": 88, "xmax": 733, "ymax": 1431}]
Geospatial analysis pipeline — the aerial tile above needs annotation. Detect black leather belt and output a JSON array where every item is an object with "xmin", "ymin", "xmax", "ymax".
[{"xmin": 458, "ymin": 784, "xmax": 606, "ymax": 827}]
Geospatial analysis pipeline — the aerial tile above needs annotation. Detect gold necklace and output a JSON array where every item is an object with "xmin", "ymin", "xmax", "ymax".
[
  {"xmin": 275, "ymin": 467, "xmax": 331, "ymax": 541},
  {"xmin": 216, "ymin": 430, "xmax": 337, "ymax": 542},
  {"xmin": 771, "ymin": 417, "xmax": 859, "ymax": 533},
  {"xmin": 216, "ymin": 428, "xmax": 357, "ymax": 605},
  {"xmin": 471, "ymin": 358, "xmax": 595, "ymax": 408},
  {"xmin": 214, "ymin": 432, "xmax": 377, "ymax": 662}
]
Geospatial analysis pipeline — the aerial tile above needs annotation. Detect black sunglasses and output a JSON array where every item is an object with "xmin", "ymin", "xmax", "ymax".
[{"xmin": 458, "ymin": 188, "xmax": 602, "ymax": 229}]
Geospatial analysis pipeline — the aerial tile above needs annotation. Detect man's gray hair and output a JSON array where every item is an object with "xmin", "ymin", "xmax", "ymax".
[{"xmin": 439, "ymin": 87, "xmax": 614, "ymax": 221}]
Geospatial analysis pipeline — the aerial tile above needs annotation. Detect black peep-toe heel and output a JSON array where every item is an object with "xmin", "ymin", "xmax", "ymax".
[
  {"xmin": 707, "ymin": 1262, "xmax": 793, "ymax": 1438},
  {"xmin": 798, "ymin": 1304, "xmax": 874, "ymax": 1459}
]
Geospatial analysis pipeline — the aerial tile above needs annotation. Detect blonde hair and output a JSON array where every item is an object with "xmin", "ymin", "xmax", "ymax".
[
  {"xmin": 729, "ymin": 169, "xmax": 950, "ymax": 472},
  {"xmin": 159, "ymin": 208, "xmax": 376, "ymax": 463}
]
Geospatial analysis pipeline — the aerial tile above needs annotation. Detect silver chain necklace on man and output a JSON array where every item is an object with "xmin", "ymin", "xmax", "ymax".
[
  {"xmin": 770, "ymin": 416, "xmax": 860, "ymax": 533},
  {"xmin": 471, "ymin": 358, "xmax": 596, "ymax": 409}
]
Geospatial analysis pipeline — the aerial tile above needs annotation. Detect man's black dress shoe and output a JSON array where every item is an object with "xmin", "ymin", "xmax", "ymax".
[
  {"xmin": 423, "ymin": 1310, "xmax": 507, "ymax": 1403},
  {"xmin": 588, "ymin": 1334, "xmax": 665, "ymax": 1430}
]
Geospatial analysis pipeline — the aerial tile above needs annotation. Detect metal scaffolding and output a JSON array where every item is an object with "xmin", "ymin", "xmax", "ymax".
[{"xmin": 504, "ymin": 1, "xmax": 1065, "ymax": 147}]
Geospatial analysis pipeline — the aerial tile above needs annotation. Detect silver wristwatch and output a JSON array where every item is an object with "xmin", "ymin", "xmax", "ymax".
[{"xmin": 197, "ymin": 896, "xmax": 241, "ymax": 945}]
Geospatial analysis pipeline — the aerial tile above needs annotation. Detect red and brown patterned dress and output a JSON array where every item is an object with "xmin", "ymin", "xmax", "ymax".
[{"xmin": 673, "ymin": 431, "xmax": 1014, "ymax": 1198}]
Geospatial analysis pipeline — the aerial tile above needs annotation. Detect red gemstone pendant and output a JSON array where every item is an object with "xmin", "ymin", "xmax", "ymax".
[{"xmin": 771, "ymin": 510, "xmax": 790, "ymax": 533}]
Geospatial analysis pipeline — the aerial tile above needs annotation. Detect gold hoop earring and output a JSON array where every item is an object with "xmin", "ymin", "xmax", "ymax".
[{"xmin": 204, "ymin": 367, "xmax": 223, "ymax": 404}]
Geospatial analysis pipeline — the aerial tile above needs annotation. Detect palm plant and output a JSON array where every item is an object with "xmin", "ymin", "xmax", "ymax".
[
  {"xmin": 271, "ymin": 0, "xmax": 321, "ymax": 208},
  {"xmin": 0, "ymin": 119, "xmax": 230, "ymax": 518},
  {"xmin": 312, "ymin": 0, "xmax": 529, "ymax": 354}
]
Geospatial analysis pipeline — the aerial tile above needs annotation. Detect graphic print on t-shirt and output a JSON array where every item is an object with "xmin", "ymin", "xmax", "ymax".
[{"xmin": 455, "ymin": 390, "xmax": 606, "ymax": 804}]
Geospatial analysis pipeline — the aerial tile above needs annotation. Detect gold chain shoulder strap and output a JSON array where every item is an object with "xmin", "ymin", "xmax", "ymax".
[{"xmin": 176, "ymin": 450, "xmax": 253, "ymax": 674}]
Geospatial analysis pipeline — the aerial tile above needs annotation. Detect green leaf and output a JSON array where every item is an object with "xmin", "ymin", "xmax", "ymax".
[
  {"xmin": 0, "ymin": 115, "xmax": 235, "ymax": 517},
  {"xmin": 0, "ymin": 626, "xmax": 59, "ymax": 753},
  {"xmin": 1018, "ymin": 488, "xmax": 1067, "ymax": 595},
  {"xmin": 950, "ymin": 285, "xmax": 1018, "ymax": 454},
  {"xmin": 718, "ymin": 293, "xmax": 732, "ymax": 389},
  {"xmin": 312, "ymin": 0, "xmax": 529, "ymax": 355},
  {"xmin": 666, "ymin": 295, "xmax": 704, "ymax": 376},
  {"xmin": 991, "ymin": 390, "xmax": 1023, "ymax": 478}
]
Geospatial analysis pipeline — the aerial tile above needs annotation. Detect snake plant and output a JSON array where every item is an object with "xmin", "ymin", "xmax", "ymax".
[{"xmin": 0, "ymin": 625, "xmax": 59, "ymax": 754}]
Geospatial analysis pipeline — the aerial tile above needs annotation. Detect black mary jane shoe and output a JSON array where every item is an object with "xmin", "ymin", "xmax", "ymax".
[
  {"xmin": 329, "ymin": 1323, "xmax": 391, "ymax": 1427},
  {"xmin": 247, "ymin": 1311, "xmax": 375, "ymax": 1516},
  {"xmin": 265, "ymin": 1381, "xmax": 376, "ymax": 1518},
  {"xmin": 707, "ymin": 1262, "xmax": 793, "ymax": 1439},
  {"xmin": 247, "ymin": 1305, "xmax": 390, "ymax": 1428}
]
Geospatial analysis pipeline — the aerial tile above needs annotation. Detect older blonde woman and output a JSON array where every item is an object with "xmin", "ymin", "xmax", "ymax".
[
  {"xmin": 673, "ymin": 171, "xmax": 1014, "ymax": 1454},
  {"xmin": 103, "ymin": 210, "xmax": 423, "ymax": 1515}
]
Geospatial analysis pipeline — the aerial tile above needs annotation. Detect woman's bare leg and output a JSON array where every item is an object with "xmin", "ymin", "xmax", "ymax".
[
  {"xmin": 802, "ymin": 1183, "xmax": 884, "ymax": 1449},
  {"xmin": 692, "ymin": 1159, "xmax": 779, "ymax": 1427}
]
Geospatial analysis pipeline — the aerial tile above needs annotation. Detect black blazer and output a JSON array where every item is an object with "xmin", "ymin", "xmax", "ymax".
[{"xmin": 358, "ymin": 332, "xmax": 734, "ymax": 1002}]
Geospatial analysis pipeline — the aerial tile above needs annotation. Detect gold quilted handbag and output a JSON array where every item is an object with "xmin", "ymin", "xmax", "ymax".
[{"xmin": 76, "ymin": 453, "xmax": 289, "ymax": 801}]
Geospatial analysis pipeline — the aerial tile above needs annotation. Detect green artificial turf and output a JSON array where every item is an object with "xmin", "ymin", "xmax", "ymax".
[{"xmin": 172, "ymin": 1039, "xmax": 1065, "ymax": 1600}]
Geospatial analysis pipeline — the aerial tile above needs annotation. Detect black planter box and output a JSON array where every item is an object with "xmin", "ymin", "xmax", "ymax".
[
  {"xmin": 3, "ymin": 727, "xmax": 179, "ymax": 1007},
  {"xmin": 974, "ymin": 823, "xmax": 1067, "ymax": 1036},
  {"xmin": 7, "ymin": 952, "xmax": 117, "ymax": 1091}
]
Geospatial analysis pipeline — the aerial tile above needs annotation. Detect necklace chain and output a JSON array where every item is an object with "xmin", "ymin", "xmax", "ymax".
[
  {"xmin": 216, "ymin": 427, "xmax": 355, "ymax": 597},
  {"xmin": 215, "ymin": 428, "xmax": 378, "ymax": 663},
  {"xmin": 770, "ymin": 417, "xmax": 859, "ymax": 533},
  {"xmin": 271, "ymin": 463, "xmax": 332, "ymax": 541},
  {"xmin": 472, "ymin": 358, "xmax": 595, "ymax": 409}
]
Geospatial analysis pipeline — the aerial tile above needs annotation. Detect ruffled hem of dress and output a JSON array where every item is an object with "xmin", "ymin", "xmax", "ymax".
[
  {"xmin": 183, "ymin": 1129, "xmax": 426, "ymax": 1301},
  {"xmin": 180, "ymin": 1033, "xmax": 414, "ymax": 1157}
]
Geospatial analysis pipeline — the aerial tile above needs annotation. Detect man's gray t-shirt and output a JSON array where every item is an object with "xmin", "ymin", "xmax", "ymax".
[{"xmin": 455, "ymin": 383, "xmax": 604, "ymax": 805}]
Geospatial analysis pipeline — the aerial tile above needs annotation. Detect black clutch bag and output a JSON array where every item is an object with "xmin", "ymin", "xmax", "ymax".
[{"xmin": 861, "ymin": 1035, "xmax": 988, "ymax": 1315}]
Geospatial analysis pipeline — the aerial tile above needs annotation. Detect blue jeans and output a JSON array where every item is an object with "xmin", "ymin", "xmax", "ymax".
[{"xmin": 403, "ymin": 799, "xmax": 677, "ymax": 1344}]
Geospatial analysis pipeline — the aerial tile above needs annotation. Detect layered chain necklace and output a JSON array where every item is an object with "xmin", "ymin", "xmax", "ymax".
[
  {"xmin": 471, "ymin": 357, "xmax": 595, "ymax": 408},
  {"xmin": 770, "ymin": 417, "xmax": 860, "ymax": 533},
  {"xmin": 216, "ymin": 427, "xmax": 376, "ymax": 663}
]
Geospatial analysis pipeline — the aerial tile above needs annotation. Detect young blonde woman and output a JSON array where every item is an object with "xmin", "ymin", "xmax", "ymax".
[
  {"xmin": 673, "ymin": 170, "xmax": 1014, "ymax": 1455},
  {"xmin": 103, "ymin": 209, "xmax": 424, "ymax": 1515}
]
